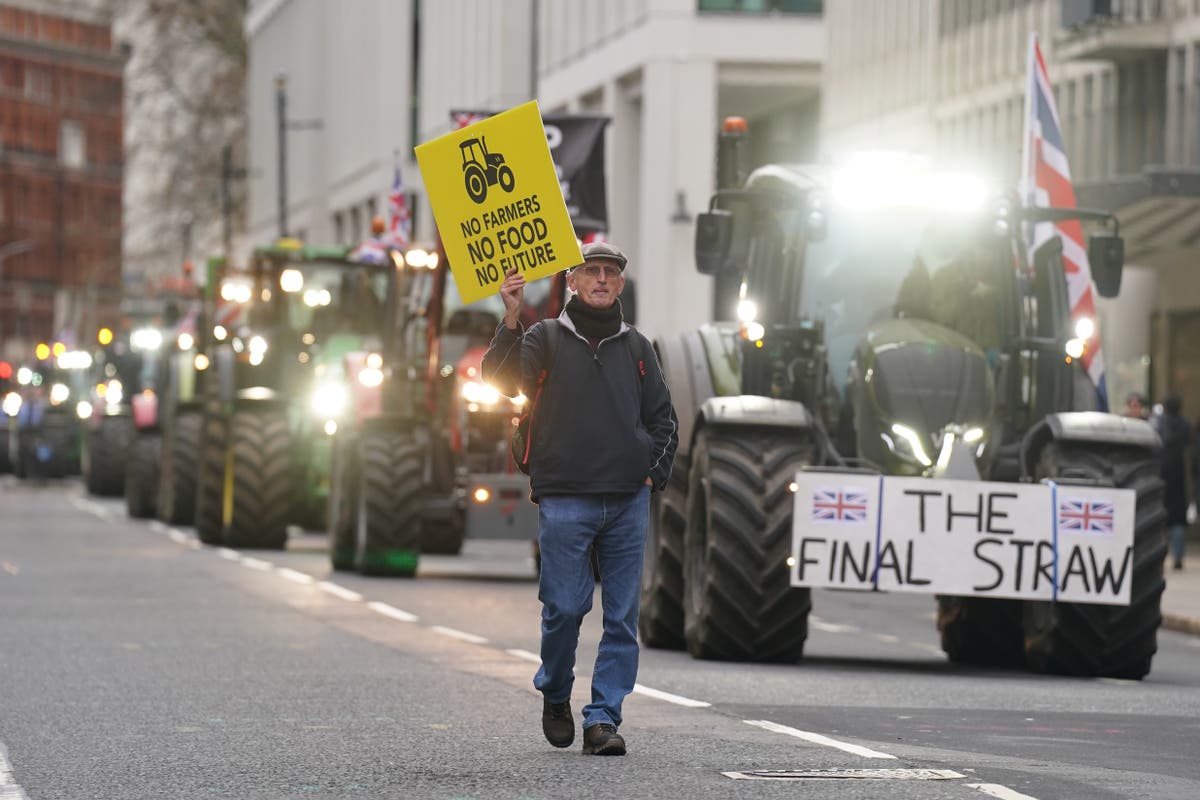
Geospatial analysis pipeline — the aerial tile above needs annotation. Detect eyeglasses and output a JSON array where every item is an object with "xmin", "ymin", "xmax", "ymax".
[{"xmin": 575, "ymin": 264, "xmax": 623, "ymax": 279}]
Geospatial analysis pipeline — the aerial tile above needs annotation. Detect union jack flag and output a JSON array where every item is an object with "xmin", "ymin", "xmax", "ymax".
[
  {"xmin": 811, "ymin": 488, "xmax": 870, "ymax": 525},
  {"xmin": 1020, "ymin": 32, "xmax": 1107, "ymax": 409},
  {"xmin": 1057, "ymin": 497, "xmax": 1115, "ymax": 535},
  {"xmin": 382, "ymin": 164, "xmax": 411, "ymax": 250}
]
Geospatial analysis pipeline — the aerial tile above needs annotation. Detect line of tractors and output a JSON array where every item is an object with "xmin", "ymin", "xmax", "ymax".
[{"xmin": 3, "ymin": 229, "xmax": 559, "ymax": 577}]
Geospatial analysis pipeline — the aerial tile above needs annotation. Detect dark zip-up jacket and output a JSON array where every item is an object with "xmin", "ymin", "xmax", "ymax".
[{"xmin": 482, "ymin": 310, "xmax": 679, "ymax": 500}]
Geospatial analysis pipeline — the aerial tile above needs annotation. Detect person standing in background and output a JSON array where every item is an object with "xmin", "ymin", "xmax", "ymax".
[{"xmin": 1153, "ymin": 394, "xmax": 1190, "ymax": 570}]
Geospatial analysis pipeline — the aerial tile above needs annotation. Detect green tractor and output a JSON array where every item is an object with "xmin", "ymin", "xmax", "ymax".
[
  {"xmin": 641, "ymin": 128, "xmax": 1166, "ymax": 679},
  {"xmin": 193, "ymin": 241, "xmax": 405, "ymax": 552}
]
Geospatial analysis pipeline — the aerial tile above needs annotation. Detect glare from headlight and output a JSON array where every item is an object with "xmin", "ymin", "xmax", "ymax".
[
  {"xmin": 50, "ymin": 382, "xmax": 70, "ymax": 405},
  {"xmin": 357, "ymin": 368, "xmax": 383, "ymax": 387},
  {"xmin": 280, "ymin": 268, "xmax": 304, "ymax": 293},
  {"xmin": 889, "ymin": 423, "xmax": 933, "ymax": 467},
  {"xmin": 2, "ymin": 392, "xmax": 21, "ymax": 417},
  {"xmin": 461, "ymin": 380, "xmax": 501, "ymax": 405},
  {"xmin": 76, "ymin": 400, "xmax": 93, "ymax": 419},
  {"xmin": 311, "ymin": 383, "xmax": 348, "ymax": 417},
  {"xmin": 130, "ymin": 328, "xmax": 163, "ymax": 351}
]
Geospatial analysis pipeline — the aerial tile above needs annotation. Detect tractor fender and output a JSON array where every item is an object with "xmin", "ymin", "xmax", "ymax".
[
  {"xmin": 696, "ymin": 396, "xmax": 813, "ymax": 446},
  {"xmin": 1020, "ymin": 411, "xmax": 1160, "ymax": 480},
  {"xmin": 654, "ymin": 330, "xmax": 716, "ymax": 460}
]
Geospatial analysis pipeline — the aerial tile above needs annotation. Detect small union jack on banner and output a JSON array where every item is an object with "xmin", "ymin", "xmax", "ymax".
[
  {"xmin": 1057, "ymin": 497, "xmax": 1115, "ymax": 535},
  {"xmin": 1020, "ymin": 32, "xmax": 1107, "ymax": 409},
  {"xmin": 811, "ymin": 488, "xmax": 870, "ymax": 525}
]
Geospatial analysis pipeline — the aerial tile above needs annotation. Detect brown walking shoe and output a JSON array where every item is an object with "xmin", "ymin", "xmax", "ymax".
[
  {"xmin": 542, "ymin": 699, "xmax": 574, "ymax": 748},
  {"xmin": 582, "ymin": 723, "xmax": 625, "ymax": 756}
]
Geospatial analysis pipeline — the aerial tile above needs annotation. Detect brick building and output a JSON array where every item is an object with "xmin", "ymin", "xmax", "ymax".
[{"xmin": 0, "ymin": 0, "xmax": 123, "ymax": 361}]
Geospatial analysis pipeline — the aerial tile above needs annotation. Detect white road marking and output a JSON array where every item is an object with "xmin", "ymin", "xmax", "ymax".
[
  {"xmin": 430, "ymin": 625, "xmax": 487, "ymax": 644},
  {"xmin": 317, "ymin": 581, "xmax": 363, "ymax": 602},
  {"xmin": 0, "ymin": 742, "xmax": 30, "ymax": 800},
  {"xmin": 276, "ymin": 567, "xmax": 314, "ymax": 585},
  {"xmin": 632, "ymin": 683, "xmax": 711, "ymax": 708},
  {"xmin": 809, "ymin": 617, "xmax": 861, "ymax": 634},
  {"xmin": 744, "ymin": 719, "xmax": 897, "ymax": 759},
  {"xmin": 506, "ymin": 648, "xmax": 542, "ymax": 664},
  {"xmin": 366, "ymin": 601, "xmax": 418, "ymax": 622},
  {"xmin": 966, "ymin": 783, "xmax": 1042, "ymax": 800},
  {"xmin": 239, "ymin": 557, "xmax": 273, "ymax": 571},
  {"xmin": 216, "ymin": 548, "xmax": 240, "ymax": 561},
  {"xmin": 724, "ymin": 768, "xmax": 964, "ymax": 781}
]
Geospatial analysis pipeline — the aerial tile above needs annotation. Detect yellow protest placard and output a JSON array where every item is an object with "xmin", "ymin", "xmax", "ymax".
[{"xmin": 414, "ymin": 101, "xmax": 584, "ymax": 305}]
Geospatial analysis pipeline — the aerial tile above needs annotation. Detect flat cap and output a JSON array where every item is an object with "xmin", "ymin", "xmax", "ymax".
[{"xmin": 579, "ymin": 241, "xmax": 628, "ymax": 271}]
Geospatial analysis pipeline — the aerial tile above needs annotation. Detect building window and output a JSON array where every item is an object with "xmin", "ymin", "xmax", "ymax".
[
  {"xmin": 59, "ymin": 119, "xmax": 85, "ymax": 168},
  {"xmin": 697, "ymin": 0, "xmax": 822, "ymax": 14}
]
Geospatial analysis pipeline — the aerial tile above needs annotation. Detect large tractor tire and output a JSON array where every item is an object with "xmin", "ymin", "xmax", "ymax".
[
  {"xmin": 354, "ymin": 431, "xmax": 422, "ymax": 576},
  {"xmin": 421, "ymin": 508, "xmax": 466, "ymax": 556},
  {"xmin": 639, "ymin": 454, "xmax": 689, "ymax": 650},
  {"xmin": 327, "ymin": 435, "xmax": 359, "ymax": 571},
  {"xmin": 156, "ymin": 412, "xmax": 201, "ymax": 525},
  {"xmin": 682, "ymin": 426, "xmax": 813, "ymax": 662},
  {"xmin": 223, "ymin": 407, "xmax": 293, "ymax": 550},
  {"xmin": 1023, "ymin": 441, "xmax": 1167, "ymax": 679},
  {"xmin": 937, "ymin": 596, "xmax": 1024, "ymax": 667},
  {"xmin": 83, "ymin": 416, "xmax": 130, "ymax": 496},
  {"xmin": 193, "ymin": 410, "xmax": 227, "ymax": 545},
  {"xmin": 125, "ymin": 434, "xmax": 161, "ymax": 519}
]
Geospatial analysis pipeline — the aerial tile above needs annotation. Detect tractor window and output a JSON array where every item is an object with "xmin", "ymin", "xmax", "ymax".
[{"xmin": 798, "ymin": 207, "xmax": 1017, "ymax": 394}]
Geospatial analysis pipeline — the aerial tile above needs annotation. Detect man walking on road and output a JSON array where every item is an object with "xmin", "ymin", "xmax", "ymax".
[{"xmin": 482, "ymin": 242, "xmax": 679, "ymax": 756}]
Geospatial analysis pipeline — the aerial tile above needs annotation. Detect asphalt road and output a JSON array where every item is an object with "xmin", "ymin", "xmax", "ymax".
[{"xmin": 2, "ymin": 478, "xmax": 1199, "ymax": 800}]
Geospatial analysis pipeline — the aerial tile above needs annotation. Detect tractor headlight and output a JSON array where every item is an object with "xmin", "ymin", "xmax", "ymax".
[
  {"xmin": 49, "ymin": 382, "xmax": 70, "ymax": 405},
  {"xmin": 76, "ymin": 400, "xmax": 93, "ymax": 420},
  {"xmin": 311, "ymin": 382, "xmax": 348, "ymax": 418},
  {"xmin": 2, "ymin": 392, "xmax": 21, "ymax": 417},
  {"xmin": 882, "ymin": 422, "xmax": 933, "ymax": 468},
  {"xmin": 130, "ymin": 328, "xmax": 163, "ymax": 352},
  {"xmin": 460, "ymin": 380, "xmax": 501, "ymax": 406}
]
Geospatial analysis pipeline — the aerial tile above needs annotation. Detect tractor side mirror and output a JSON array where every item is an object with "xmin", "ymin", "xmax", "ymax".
[
  {"xmin": 1088, "ymin": 232, "xmax": 1124, "ymax": 298},
  {"xmin": 695, "ymin": 210, "xmax": 734, "ymax": 276}
]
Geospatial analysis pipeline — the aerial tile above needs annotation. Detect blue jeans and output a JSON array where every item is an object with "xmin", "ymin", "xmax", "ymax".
[{"xmin": 534, "ymin": 486, "xmax": 650, "ymax": 730}]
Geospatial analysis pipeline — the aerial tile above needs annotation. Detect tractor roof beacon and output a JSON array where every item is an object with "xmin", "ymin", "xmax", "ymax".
[{"xmin": 640, "ymin": 118, "xmax": 1166, "ymax": 679}]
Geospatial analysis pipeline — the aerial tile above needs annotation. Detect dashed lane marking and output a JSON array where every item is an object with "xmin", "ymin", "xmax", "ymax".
[
  {"xmin": 276, "ymin": 567, "xmax": 314, "ymax": 585},
  {"xmin": 317, "ymin": 581, "xmax": 363, "ymax": 602},
  {"xmin": 632, "ymin": 683, "xmax": 711, "ymax": 708},
  {"xmin": 966, "ymin": 783, "xmax": 1042, "ymax": 800},
  {"xmin": 366, "ymin": 601, "xmax": 418, "ymax": 623},
  {"xmin": 724, "ymin": 768, "xmax": 965, "ymax": 781},
  {"xmin": 430, "ymin": 625, "xmax": 488, "ymax": 645},
  {"xmin": 0, "ymin": 741, "xmax": 30, "ymax": 800},
  {"xmin": 239, "ymin": 557, "xmax": 273, "ymax": 571},
  {"xmin": 744, "ymin": 720, "xmax": 898, "ymax": 760}
]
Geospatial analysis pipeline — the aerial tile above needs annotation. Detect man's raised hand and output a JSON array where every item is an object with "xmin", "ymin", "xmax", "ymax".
[{"xmin": 500, "ymin": 267, "xmax": 526, "ymax": 330}]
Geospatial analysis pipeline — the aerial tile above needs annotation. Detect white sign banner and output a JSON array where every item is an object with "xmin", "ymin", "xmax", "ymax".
[{"xmin": 790, "ymin": 473, "xmax": 1136, "ymax": 605}]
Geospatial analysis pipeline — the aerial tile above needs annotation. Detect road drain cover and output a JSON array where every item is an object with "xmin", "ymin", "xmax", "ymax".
[{"xmin": 723, "ymin": 768, "xmax": 966, "ymax": 781}]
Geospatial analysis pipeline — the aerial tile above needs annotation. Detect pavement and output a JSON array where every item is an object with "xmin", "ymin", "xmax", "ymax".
[{"xmin": 1163, "ymin": 548, "xmax": 1200, "ymax": 636}]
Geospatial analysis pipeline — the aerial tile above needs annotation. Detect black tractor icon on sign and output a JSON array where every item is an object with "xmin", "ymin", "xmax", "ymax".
[{"xmin": 460, "ymin": 136, "xmax": 515, "ymax": 204}]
